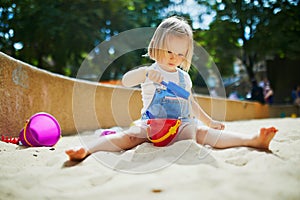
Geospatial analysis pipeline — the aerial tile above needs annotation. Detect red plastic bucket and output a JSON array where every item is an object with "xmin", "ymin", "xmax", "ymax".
[
  {"xmin": 19, "ymin": 112, "xmax": 61, "ymax": 147},
  {"xmin": 147, "ymin": 119, "xmax": 181, "ymax": 147}
]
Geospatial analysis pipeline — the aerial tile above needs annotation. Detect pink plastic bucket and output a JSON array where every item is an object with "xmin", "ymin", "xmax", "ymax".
[{"xmin": 19, "ymin": 112, "xmax": 61, "ymax": 147}]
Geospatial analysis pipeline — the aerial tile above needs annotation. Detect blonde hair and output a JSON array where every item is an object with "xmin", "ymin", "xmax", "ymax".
[{"xmin": 148, "ymin": 16, "xmax": 194, "ymax": 71}]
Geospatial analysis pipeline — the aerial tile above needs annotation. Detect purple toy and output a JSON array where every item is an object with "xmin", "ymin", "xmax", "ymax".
[
  {"xmin": 100, "ymin": 129, "xmax": 116, "ymax": 136},
  {"xmin": 19, "ymin": 112, "xmax": 61, "ymax": 147}
]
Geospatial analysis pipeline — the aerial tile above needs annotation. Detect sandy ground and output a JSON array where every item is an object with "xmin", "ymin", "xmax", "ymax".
[{"xmin": 0, "ymin": 118, "xmax": 299, "ymax": 200}]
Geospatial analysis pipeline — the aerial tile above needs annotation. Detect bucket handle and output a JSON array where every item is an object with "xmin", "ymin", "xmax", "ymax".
[{"xmin": 23, "ymin": 120, "xmax": 34, "ymax": 147}]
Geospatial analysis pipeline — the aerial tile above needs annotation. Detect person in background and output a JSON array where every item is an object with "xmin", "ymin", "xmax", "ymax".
[
  {"xmin": 292, "ymin": 84, "xmax": 300, "ymax": 106},
  {"xmin": 260, "ymin": 77, "xmax": 274, "ymax": 104},
  {"xmin": 249, "ymin": 79, "xmax": 265, "ymax": 104}
]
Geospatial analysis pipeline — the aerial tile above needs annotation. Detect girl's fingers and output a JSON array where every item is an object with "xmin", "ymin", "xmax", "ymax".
[{"xmin": 148, "ymin": 70, "xmax": 163, "ymax": 83}]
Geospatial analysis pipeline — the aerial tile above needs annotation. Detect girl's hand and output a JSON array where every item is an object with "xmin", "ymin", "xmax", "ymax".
[
  {"xmin": 146, "ymin": 69, "xmax": 164, "ymax": 83},
  {"xmin": 209, "ymin": 120, "xmax": 225, "ymax": 130}
]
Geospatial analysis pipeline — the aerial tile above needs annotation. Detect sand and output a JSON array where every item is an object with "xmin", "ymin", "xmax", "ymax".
[{"xmin": 0, "ymin": 118, "xmax": 299, "ymax": 200}]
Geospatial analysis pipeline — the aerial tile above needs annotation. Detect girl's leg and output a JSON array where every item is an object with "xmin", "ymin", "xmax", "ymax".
[
  {"xmin": 175, "ymin": 123, "xmax": 197, "ymax": 141},
  {"xmin": 66, "ymin": 126, "xmax": 148, "ymax": 161},
  {"xmin": 196, "ymin": 126, "xmax": 277, "ymax": 149}
]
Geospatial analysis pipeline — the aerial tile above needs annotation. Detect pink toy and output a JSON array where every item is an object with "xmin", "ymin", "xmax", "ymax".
[
  {"xmin": 19, "ymin": 112, "xmax": 61, "ymax": 147},
  {"xmin": 100, "ymin": 129, "xmax": 116, "ymax": 136}
]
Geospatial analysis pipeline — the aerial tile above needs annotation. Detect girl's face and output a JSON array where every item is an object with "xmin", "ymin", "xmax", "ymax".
[{"xmin": 157, "ymin": 35, "xmax": 188, "ymax": 72}]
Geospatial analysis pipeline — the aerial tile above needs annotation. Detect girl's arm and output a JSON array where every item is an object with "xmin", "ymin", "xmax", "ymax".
[
  {"xmin": 190, "ymin": 98, "xmax": 225, "ymax": 130},
  {"xmin": 190, "ymin": 98, "xmax": 211, "ymax": 125},
  {"xmin": 122, "ymin": 67, "xmax": 148, "ymax": 87},
  {"xmin": 122, "ymin": 67, "xmax": 163, "ymax": 87}
]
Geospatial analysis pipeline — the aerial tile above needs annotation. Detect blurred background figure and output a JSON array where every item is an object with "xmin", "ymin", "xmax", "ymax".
[
  {"xmin": 259, "ymin": 77, "xmax": 274, "ymax": 104},
  {"xmin": 248, "ymin": 79, "xmax": 265, "ymax": 104},
  {"xmin": 292, "ymin": 84, "xmax": 300, "ymax": 106}
]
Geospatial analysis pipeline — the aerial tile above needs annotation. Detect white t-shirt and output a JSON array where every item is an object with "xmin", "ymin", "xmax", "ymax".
[{"xmin": 140, "ymin": 62, "xmax": 192, "ymax": 114}]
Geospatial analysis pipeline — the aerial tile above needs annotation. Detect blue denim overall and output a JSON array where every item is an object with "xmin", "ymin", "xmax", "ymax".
[{"xmin": 141, "ymin": 69, "xmax": 190, "ymax": 121}]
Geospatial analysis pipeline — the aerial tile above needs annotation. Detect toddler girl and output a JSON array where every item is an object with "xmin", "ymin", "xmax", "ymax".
[{"xmin": 66, "ymin": 16, "xmax": 277, "ymax": 161}]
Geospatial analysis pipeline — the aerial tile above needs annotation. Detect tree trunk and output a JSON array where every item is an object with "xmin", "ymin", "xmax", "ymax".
[{"xmin": 242, "ymin": 52, "xmax": 255, "ymax": 80}]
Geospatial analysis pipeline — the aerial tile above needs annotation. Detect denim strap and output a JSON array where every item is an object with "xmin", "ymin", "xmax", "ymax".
[{"xmin": 178, "ymin": 69, "xmax": 186, "ymax": 89}]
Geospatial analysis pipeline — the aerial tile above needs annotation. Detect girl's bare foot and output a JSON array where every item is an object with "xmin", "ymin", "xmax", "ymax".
[
  {"xmin": 65, "ymin": 148, "xmax": 90, "ymax": 161},
  {"xmin": 252, "ymin": 127, "xmax": 278, "ymax": 150}
]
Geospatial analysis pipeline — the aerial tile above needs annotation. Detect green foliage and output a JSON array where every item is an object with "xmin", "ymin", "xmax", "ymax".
[
  {"xmin": 0, "ymin": 0, "xmax": 171, "ymax": 77},
  {"xmin": 255, "ymin": 2, "xmax": 300, "ymax": 60},
  {"xmin": 0, "ymin": 0, "xmax": 15, "ymax": 54},
  {"xmin": 1, "ymin": 0, "xmax": 299, "ymax": 85},
  {"xmin": 197, "ymin": 0, "xmax": 300, "ymax": 79},
  {"xmin": 194, "ymin": 19, "xmax": 239, "ymax": 76}
]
